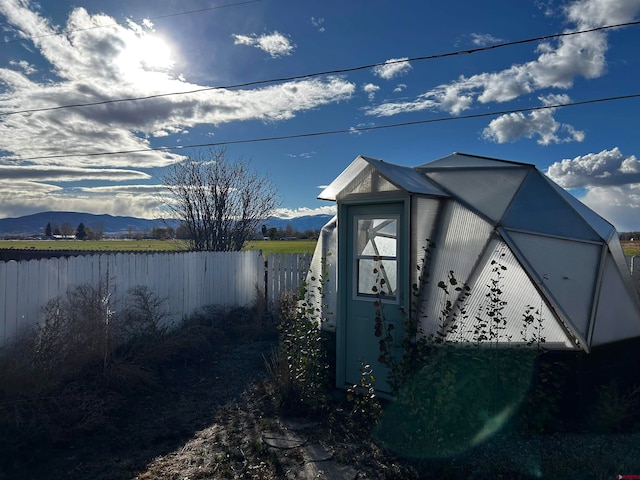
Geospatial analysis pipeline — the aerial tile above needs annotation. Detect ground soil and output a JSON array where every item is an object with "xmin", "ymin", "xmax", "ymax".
[
  {"xmin": 0, "ymin": 331, "xmax": 411, "ymax": 480},
  {"xmin": 3, "ymin": 329, "xmax": 640, "ymax": 480}
]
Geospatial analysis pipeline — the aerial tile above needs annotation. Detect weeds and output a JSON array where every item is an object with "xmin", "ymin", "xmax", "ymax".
[
  {"xmin": 0, "ymin": 281, "xmax": 270, "ymax": 466},
  {"xmin": 265, "ymin": 257, "xmax": 332, "ymax": 415}
]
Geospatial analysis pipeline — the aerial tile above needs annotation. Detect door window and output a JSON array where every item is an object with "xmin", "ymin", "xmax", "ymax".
[{"xmin": 354, "ymin": 215, "xmax": 398, "ymax": 300}]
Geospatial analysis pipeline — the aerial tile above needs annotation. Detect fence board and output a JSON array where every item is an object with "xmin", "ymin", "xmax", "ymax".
[
  {"xmin": 265, "ymin": 253, "xmax": 312, "ymax": 309},
  {"xmin": 0, "ymin": 250, "xmax": 319, "ymax": 346}
]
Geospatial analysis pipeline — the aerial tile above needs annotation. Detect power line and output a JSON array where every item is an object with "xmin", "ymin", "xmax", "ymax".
[
  {"xmin": 12, "ymin": 92, "xmax": 640, "ymax": 162},
  {"xmin": 1, "ymin": 20, "xmax": 638, "ymax": 118},
  {"xmin": 1, "ymin": 0, "xmax": 261, "ymax": 45}
]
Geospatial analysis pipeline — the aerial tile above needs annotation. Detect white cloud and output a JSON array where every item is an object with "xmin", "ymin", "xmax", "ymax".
[
  {"xmin": 363, "ymin": 82, "xmax": 380, "ymax": 100},
  {"xmin": 0, "ymin": 165, "xmax": 150, "ymax": 181},
  {"xmin": 0, "ymin": 183, "xmax": 166, "ymax": 219},
  {"xmin": 273, "ymin": 205, "xmax": 336, "ymax": 219},
  {"xmin": 393, "ymin": 83, "xmax": 407, "ymax": 93},
  {"xmin": 0, "ymin": 3, "xmax": 353, "ymax": 170},
  {"xmin": 287, "ymin": 151, "xmax": 317, "ymax": 159},
  {"xmin": 546, "ymin": 147, "xmax": 640, "ymax": 231},
  {"xmin": 546, "ymin": 147, "xmax": 640, "ymax": 188},
  {"xmin": 372, "ymin": 58, "xmax": 412, "ymax": 80},
  {"xmin": 470, "ymin": 33, "xmax": 504, "ymax": 46},
  {"xmin": 366, "ymin": 0, "xmax": 640, "ymax": 117},
  {"xmin": 482, "ymin": 94, "xmax": 585, "ymax": 145},
  {"xmin": 9, "ymin": 59, "xmax": 36, "ymax": 74},
  {"xmin": 311, "ymin": 17, "xmax": 325, "ymax": 32},
  {"xmin": 579, "ymin": 184, "xmax": 640, "ymax": 232},
  {"xmin": 232, "ymin": 31, "xmax": 295, "ymax": 58}
]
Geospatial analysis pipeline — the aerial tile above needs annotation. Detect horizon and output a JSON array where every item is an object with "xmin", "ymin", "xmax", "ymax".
[{"xmin": 1, "ymin": 1, "xmax": 640, "ymax": 229}]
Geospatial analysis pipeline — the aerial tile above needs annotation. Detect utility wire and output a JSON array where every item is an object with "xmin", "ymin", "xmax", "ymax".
[
  {"xmin": 1, "ymin": 20, "xmax": 638, "ymax": 118},
  {"xmin": 12, "ymin": 92, "xmax": 640, "ymax": 162},
  {"xmin": 0, "ymin": 0, "xmax": 261, "ymax": 45}
]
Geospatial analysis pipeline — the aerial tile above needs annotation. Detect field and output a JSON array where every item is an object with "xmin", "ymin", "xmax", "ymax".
[
  {"xmin": 621, "ymin": 241, "xmax": 640, "ymax": 257},
  {"xmin": 0, "ymin": 238, "xmax": 317, "ymax": 255}
]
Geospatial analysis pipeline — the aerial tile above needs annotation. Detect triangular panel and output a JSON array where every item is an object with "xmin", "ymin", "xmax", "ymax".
[
  {"xmin": 545, "ymin": 178, "xmax": 615, "ymax": 241},
  {"xmin": 445, "ymin": 239, "xmax": 576, "ymax": 348},
  {"xmin": 591, "ymin": 255, "xmax": 640, "ymax": 346},
  {"xmin": 419, "ymin": 201, "xmax": 493, "ymax": 335},
  {"xmin": 506, "ymin": 231, "xmax": 601, "ymax": 339},
  {"xmin": 503, "ymin": 171, "xmax": 600, "ymax": 241},
  {"xmin": 425, "ymin": 168, "xmax": 528, "ymax": 223}
]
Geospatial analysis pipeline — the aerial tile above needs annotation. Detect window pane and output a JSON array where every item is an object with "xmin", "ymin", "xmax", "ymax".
[{"xmin": 357, "ymin": 258, "xmax": 397, "ymax": 297}]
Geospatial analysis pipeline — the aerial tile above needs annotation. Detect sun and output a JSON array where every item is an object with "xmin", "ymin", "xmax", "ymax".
[
  {"xmin": 138, "ymin": 35, "xmax": 174, "ymax": 71},
  {"xmin": 119, "ymin": 33, "xmax": 175, "ymax": 75}
]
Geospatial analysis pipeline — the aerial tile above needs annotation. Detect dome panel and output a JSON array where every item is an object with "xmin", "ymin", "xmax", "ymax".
[
  {"xmin": 592, "ymin": 256, "xmax": 640, "ymax": 346},
  {"xmin": 425, "ymin": 168, "xmax": 528, "ymax": 223},
  {"xmin": 506, "ymin": 230, "xmax": 601, "ymax": 341},
  {"xmin": 503, "ymin": 171, "xmax": 600, "ymax": 241}
]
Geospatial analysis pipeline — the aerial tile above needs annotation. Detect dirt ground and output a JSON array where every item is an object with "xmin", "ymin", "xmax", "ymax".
[
  {"xmin": 4, "ymin": 330, "xmax": 640, "ymax": 480},
  {"xmin": 1, "ymin": 334, "xmax": 412, "ymax": 480}
]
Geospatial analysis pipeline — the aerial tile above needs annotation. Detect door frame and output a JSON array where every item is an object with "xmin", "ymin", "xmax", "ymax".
[{"xmin": 335, "ymin": 195, "xmax": 410, "ymax": 393}]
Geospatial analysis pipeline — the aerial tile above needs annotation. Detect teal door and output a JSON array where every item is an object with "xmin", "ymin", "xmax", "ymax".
[{"xmin": 343, "ymin": 202, "xmax": 407, "ymax": 394}]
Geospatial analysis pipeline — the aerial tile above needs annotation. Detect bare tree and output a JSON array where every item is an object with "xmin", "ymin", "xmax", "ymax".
[{"xmin": 163, "ymin": 148, "xmax": 280, "ymax": 251}]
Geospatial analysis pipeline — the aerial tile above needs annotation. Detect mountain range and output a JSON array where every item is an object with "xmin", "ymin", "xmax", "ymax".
[{"xmin": 0, "ymin": 211, "xmax": 333, "ymax": 237}]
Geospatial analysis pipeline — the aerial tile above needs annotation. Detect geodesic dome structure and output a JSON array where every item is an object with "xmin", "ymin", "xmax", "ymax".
[{"xmin": 310, "ymin": 153, "xmax": 640, "ymax": 353}]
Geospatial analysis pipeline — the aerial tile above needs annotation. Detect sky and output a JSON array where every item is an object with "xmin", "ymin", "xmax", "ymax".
[{"xmin": 1, "ymin": 0, "xmax": 640, "ymax": 230}]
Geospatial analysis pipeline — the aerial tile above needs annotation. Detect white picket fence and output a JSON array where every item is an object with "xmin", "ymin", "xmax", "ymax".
[
  {"xmin": 265, "ymin": 253, "xmax": 313, "ymax": 308},
  {"xmin": 0, "ymin": 251, "xmax": 311, "ymax": 347}
]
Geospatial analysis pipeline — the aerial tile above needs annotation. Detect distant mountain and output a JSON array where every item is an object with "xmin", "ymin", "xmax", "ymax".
[
  {"xmin": 0, "ymin": 211, "xmax": 334, "ymax": 237},
  {"xmin": 262, "ymin": 214, "xmax": 333, "ymax": 232},
  {"xmin": 0, "ymin": 212, "xmax": 179, "ymax": 237}
]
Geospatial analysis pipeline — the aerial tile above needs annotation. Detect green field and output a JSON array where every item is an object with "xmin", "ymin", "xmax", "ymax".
[
  {"xmin": 243, "ymin": 239, "xmax": 316, "ymax": 255},
  {"xmin": 0, "ymin": 238, "xmax": 317, "ymax": 255}
]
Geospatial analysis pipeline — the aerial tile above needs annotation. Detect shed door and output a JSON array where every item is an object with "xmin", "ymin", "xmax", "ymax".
[{"xmin": 344, "ymin": 203, "xmax": 406, "ymax": 393}]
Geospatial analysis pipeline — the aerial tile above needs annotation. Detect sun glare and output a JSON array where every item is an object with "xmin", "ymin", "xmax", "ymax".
[{"xmin": 119, "ymin": 33, "xmax": 175, "ymax": 76}]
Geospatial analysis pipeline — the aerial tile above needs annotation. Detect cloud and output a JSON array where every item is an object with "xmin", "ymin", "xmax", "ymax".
[
  {"xmin": 0, "ymin": 3, "xmax": 353, "ymax": 170},
  {"xmin": 363, "ymin": 83, "xmax": 380, "ymax": 100},
  {"xmin": 0, "ymin": 183, "xmax": 166, "ymax": 219},
  {"xmin": 287, "ymin": 151, "xmax": 317, "ymax": 159},
  {"xmin": 546, "ymin": 147, "xmax": 640, "ymax": 231},
  {"xmin": 9, "ymin": 59, "xmax": 36, "ymax": 74},
  {"xmin": 232, "ymin": 31, "xmax": 295, "ymax": 58},
  {"xmin": 0, "ymin": 165, "xmax": 151, "ymax": 181},
  {"xmin": 393, "ymin": 83, "xmax": 407, "ymax": 93},
  {"xmin": 372, "ymin": 58, "xmax": 412, "ymax": 80},
  {"xmin": 579, "ymin": 184, "xmax": 640, "ymax": 232},
  {"xmin": 482, "ymin": 94, "xmax": 585, "ymax": 145},
  {"xmin": 546, "ymin": 147, "xmax": 640, "ymax": 188},
  {"xmin": 273, "ymin": 205, "xmax": 336, "ymax": 219},
  {"xmin": 470, "ymin": 33, "xmax": 504, "ymax": 46},
  {"xmin": 311, "ymin": 17, "xmax": 325, "ymax": 32},
  {"xmin": 366, "ymin": 0, "xmax": 640, "ymax": 117}
]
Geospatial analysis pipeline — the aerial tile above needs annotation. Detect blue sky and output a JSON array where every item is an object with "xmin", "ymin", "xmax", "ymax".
[{"xmin": 1, "ymin": 0, "xmax": 640, "ymax": 230}]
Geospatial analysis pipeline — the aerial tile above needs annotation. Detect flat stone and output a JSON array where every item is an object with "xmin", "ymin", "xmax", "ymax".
[
  {"xmin": 262, "ymin": 432, "xmax": 306, "ymax": 449},
  {"xmin": 304, "ymin": 442, "xmax": 333, "ymax": 462}
]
